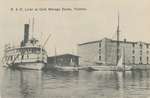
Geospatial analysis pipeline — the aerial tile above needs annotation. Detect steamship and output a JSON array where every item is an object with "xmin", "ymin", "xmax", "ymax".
[{"xmin": 2, "ymin": 24, "xmax": 48, "ymax": 70}]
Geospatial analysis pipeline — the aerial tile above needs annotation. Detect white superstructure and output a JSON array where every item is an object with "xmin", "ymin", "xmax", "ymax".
[{"xmin": 2, "ymin": 24, "xmax": 48, "ymax": 70}]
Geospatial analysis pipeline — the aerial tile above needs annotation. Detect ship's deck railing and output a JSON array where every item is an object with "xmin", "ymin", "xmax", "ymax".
[
  {"xmin": 5, "ymin": 44, "xmax": 42, "ymax": 51},
  {"xmin": 4, "ymin": 44, "xmax": 47, "ymax": 55}
]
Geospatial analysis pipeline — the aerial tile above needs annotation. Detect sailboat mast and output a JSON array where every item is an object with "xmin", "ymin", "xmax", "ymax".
[
  {"xmin": 123, "ymin": 47, "xmax": 125, "ymax": 70},
  {"xmin": 116, "ymin": 11, "xmax": 120, "ymax": 65}
]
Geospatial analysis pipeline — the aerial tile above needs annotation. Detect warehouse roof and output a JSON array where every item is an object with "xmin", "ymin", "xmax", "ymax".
[{"xmin": 78, "ymin": 37, "xmax": 150, "ymax": 46}]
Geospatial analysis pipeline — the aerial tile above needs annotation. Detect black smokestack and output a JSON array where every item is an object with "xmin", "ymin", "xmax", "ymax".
[{"xmin": 24, "ymin": 24, "xmax": 29, "ymax": 44}]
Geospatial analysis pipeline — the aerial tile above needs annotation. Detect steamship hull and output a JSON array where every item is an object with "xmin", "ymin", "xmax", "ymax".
[
  {"xmin": 3, "ymin": 48, "xmax": 48, "ymax": 70},
  {"xmin": 7, "ymin": 62, "xmax": 46, "ymax": 70}
]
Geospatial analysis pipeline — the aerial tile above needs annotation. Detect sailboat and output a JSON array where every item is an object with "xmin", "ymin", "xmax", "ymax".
[
  {"xmin": 116, "ymin": 55, "xmax": 125, "ymax": 71},
  {"xmin": 116, "ymin": 48, "xmax": 132, "ymax": 71},
  {"xmin": 83, "ymin": 12, "xmax": 133, "ymax": 71},
  {"xmin": 114, "ymin": 12, "xmax": 132, "ymax": 71}
]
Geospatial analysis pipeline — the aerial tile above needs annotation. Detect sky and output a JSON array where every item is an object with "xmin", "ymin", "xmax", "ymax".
[{"xmin": 0, "ymin": 0, "xmax": 150, "ymax": 57}]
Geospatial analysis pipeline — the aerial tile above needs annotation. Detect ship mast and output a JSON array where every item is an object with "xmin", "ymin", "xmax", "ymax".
[
  {"xmin": 116, "ymin": 11, "xmax": 120, "ymax": 65},
  {"xmin": 32, "ymin": 17, "xmax": 34, "ymax": 38}
]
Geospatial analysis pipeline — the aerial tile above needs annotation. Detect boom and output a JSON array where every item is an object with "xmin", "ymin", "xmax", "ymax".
[{"xmin": 42, "ymin": 33, "xmax": 51, "ymax": 48}]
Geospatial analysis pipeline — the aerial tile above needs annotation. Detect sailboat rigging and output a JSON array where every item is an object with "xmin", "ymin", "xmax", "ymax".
[{"xmin": 116, "ymin": 12, "xmax": 132, "ymax": 71}]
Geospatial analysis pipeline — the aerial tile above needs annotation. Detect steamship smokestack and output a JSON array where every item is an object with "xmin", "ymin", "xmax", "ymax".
[{"xmin": 24, "ymin": 24, "xmax": 29, "ymax": 44}]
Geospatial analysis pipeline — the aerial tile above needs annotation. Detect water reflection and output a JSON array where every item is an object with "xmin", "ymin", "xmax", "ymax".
[{"xmin": 1, "ymin": 68, "xmax": 150, "ymax": 98}]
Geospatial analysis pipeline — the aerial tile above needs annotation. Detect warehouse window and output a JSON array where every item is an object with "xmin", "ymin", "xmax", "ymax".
[
  {"xmin": 99, "ymin": 42, "xmax": 101, "ymax": 48},
  {"xmin": 140, "ymin": 44, "xmax": 142, "ymax": 49},
  {"xmin": 140, "ymin": 56, "xmax": 142, "ymax": 64},
  {"xmin": 99, "ymin": 56, "xmax": 101, "ymax": 61},
  {"xmin": 10, "ymin": 56, "xmax": 13, "ymax": 61},
  {"xmin": 147, "ymin": 57, "xmax": 149, "ymax": 64},
  {"xmin": 132, "ymin": 50, "xmax": 135, "ymax": 54},
  {"xmin": 146, "ymin": 44, "xmax": 149, "ymax": 48},
  {"xmin": 21, "ymin": 55, "xmax": 24, "ymax": 59},
  {"xmin": 140, "ymin": 50, "xmax": 142, "ymax": 55},
  {"xmin": 99, "ymin": 49, "xmax": 101, "ymax": 54},
  {"xmin": 132, "ymin": 56, "xmax": 135, "ymax": 64},
  {"xmin": 132, "ymin": 43, "xmax": 135, "ymax": 47}
]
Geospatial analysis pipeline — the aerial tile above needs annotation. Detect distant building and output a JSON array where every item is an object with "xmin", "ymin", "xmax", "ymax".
[
  {"xmin": 47, "ymin": 54, "xmax": 79, "ymax": 67},
  {"xmin": 77, "ymin": 38, "xmax": 150, "ymax": 66}
]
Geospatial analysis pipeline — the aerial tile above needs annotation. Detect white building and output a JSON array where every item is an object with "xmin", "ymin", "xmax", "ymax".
[{"xmin": 77, "ymin": 38, "xmax": 150, "ymax": 66}]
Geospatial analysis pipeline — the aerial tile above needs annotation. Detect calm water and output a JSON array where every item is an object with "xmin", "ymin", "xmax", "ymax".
[{"xmin": 1, "ymin": 67, "xmax": 150, "ymax": 98}]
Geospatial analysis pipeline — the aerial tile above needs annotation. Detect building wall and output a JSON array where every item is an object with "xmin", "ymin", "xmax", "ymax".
[
  {"xmin": 120, "ymin": 42, "xmax": 133, "ymax": 64},
  {"xmin": 100, "ymin": 38, "xmax": 114, "ymax": 65},
  {"xmin": 77, "ymin": 42, "xmax": 99, "ymax": 66},
  {"xmin": 133, "ymin": 42, "xmax": 150, "ymax": 64},
  {"xmin": 78, "ymin": 38, "xmax": 150, "ymax": 66},
  {"xmin": 47, "ymin": 54, "xmax": 79, "ymax": 67}
]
